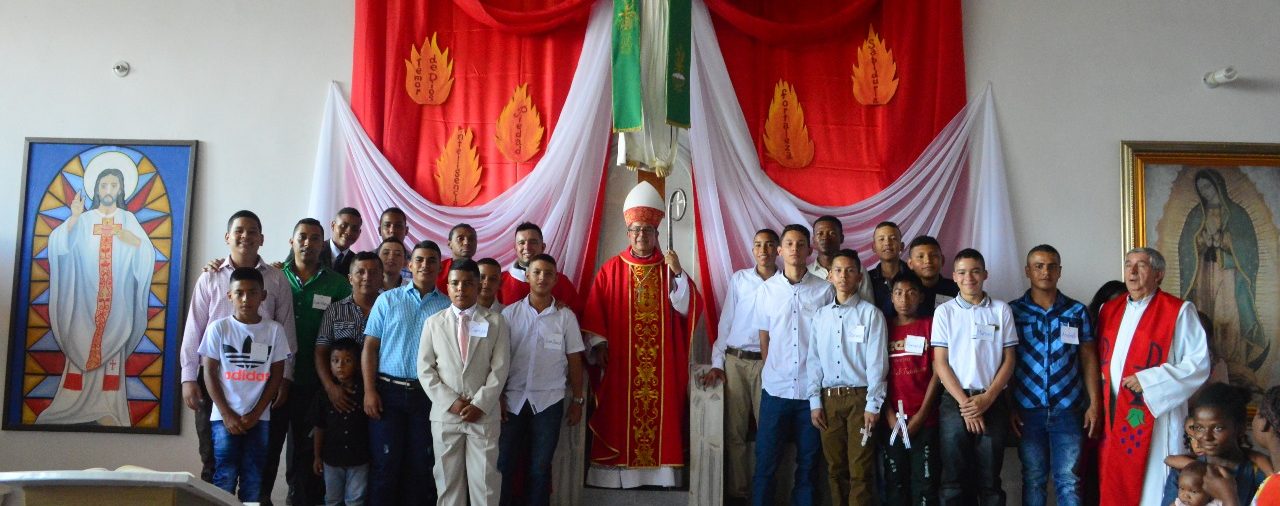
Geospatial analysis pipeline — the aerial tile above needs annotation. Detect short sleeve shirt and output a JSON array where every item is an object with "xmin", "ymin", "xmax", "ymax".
[
  {"xmin": 198, "ymin": 316, "xmax": 291, "ymax": 421},
  {"xmin": 930, "ymin": 295, "xmax": 1018, "ymax": 390},
  {"xmin": 363, "ymin": 283, "xmax": 450, "ymax": 378}
]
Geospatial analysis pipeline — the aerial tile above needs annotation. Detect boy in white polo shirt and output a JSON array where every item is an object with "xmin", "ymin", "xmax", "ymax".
[
  {"xmin": 807, "ymin": 249, "xmax": 888, "ymax": 506},
  {"xmin": 931, "ymin": 248, "xmax": 1018, "ymax": 505}
]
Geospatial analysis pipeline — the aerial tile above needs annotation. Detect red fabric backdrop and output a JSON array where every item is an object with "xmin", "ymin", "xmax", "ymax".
[
  {"xmin": 709, "ymin": 0, "xmax": 966, "ymax": 206},
  {"xmin": 352, "ymin": 0, "xmax": 592, "ymax": 205}
]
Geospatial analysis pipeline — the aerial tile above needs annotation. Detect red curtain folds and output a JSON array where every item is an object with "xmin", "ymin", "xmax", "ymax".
[
  {"xmin": 710, "ymin": 0, "xmax": 966, "ymax": 206},
  {"xmin": 353, "ymin": 0, "xmax": 589, "ymax": 205}
]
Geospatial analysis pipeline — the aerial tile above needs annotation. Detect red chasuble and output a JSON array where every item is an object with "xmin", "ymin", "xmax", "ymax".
[
  {"xmin": 1097, "ymin": 290, "xmax": 1182, "ymax": 506},
  {"xmin": 581, "ymin": 248, "xmax": 701, "ymax": 469},
  {"xmin": 436, "ymin": 257, "xmax": 454, "ymax": 294},
  {"xmin": 497, "ymin": 270, "xmax": 581, "ymax": 314}
]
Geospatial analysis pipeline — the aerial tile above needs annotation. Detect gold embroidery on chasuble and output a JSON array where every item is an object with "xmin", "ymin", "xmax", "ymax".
[{"xmin": 628, "ymin": 263, "xmax": 662, "ymax": 467}]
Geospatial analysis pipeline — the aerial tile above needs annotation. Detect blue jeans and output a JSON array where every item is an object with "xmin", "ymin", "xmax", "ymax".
[
  {"xmin": 212, "ymin": 419, "xmax": 270, "ymax": 502},
  {"xmin": 1017, "ymin": 407, "xmax": 1083, "ymax": 506},
  {"xmin": 497, "ymin": 400, "xmax": 565, "ymax": 506},
  {"xmin": 367, "ymin": 379, "xmax": 436, "ymax": 506},
  {"xmin": 752, "ymin": 390, "xmax": 821, "ymax": 506},
  {"xmin": 324, "ymin": 463, "xmax": 369, "ymax": 506}
]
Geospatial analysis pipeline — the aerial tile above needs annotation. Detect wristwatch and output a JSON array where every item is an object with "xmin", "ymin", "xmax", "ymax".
[{"xmin": 573, "ymin": 397, "xmax": 586, "ymax": 406}]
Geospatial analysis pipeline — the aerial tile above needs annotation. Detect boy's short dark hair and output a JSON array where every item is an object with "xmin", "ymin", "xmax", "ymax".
[
  {"xmin": 1027, "ymin": 244, "xmax": 1061, "ymax": 263},
  {"xmin": 890, "ymin": 270, "xmax": 925, "ymax": 293},
  {"xmin": 294, "ymin": 217, "xmax": 324, "ymax": 234},
  {"xmin": 353, "ymin": 250, "xmax": 382, "ymax": 266},
  {"xmin": 381, "ymin": 207, "xmax": 406, "ymax": 220},
  {"xmin": 378, "ymin": 237, "xmax": 407, "ymax": 253},
  {"xmin": 336, "ymin": 207, "xmax": 362, "ymax": 220},
  {"xmin": 529, "ymin": 253, "xmax": 557, "ymax": 267},
  {"xmin": 412, "ymin": 240, "xmax": 441, "ymax": 257},
  {"xmin": 907, "ymin": 235, "xmax": 941, "ymax": 253},
  {"xmin": 226, "ymin": 210, "xmax": 262, "ymax": 232},
  {"xmin": 874, "ymin": 221, "xmax": 901, "ymax": 233},
  {"xmin": 813, "ymin": 215, "xmax": 842, "ymax": 230},
  {"xmin": 449, "ymin": 223, "xmax": 476, "ymax": 241},
  {"xmin": 229, "ymin": 266, "xmax": 264, "ymax": 288},
  {"xmin": 514, "ymin": 222, "xmax": 543, "ymax": 239},
  {"xmin": 781, "ymin": 224, "xmax": 811, "ymax": 243},
  {"xmin": 954, "ymin": 248, "xmax": 986, "ymax": 269},
  {"xmin": 754, "ymin": 228, "xmax": 780, "ymax": 243},
  {"xmin": 329, "ymin": 339, "xmax": 361, "ymax": 359},
  {"xmin": 832, "ymin": 248, "xmax": 861, "ymax": 265},
  {"xmin": 476, "ymin": 257, "xmax": 501, "ymax": 269},
  {"xmin": 450, "ymin": 258, "xmax": 481, "ymax": 276}
]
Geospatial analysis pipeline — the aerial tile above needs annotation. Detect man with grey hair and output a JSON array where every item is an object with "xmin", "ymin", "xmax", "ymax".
[{"xmin": 1096, "ymin": 247, "xmax": 1210, "ymax": 506}]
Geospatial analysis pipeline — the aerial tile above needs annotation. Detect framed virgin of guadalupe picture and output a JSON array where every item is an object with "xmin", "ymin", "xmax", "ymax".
[
  {"xmin": 1122, "ymin": 140, "xmax": 1280, "ymax": 396},
  {"xmin": 3, "ymin": 138, "xmax": 197, "ymax": 434}
]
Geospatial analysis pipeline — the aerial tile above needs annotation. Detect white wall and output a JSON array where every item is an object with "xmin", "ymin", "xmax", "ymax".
[{"xmin": 2, "ymin": 0, "xmax": 1279, "ymax": 485}]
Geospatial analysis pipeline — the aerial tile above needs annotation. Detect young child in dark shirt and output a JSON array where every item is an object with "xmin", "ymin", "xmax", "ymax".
[{"xmin": 311, "ymin": 339, "xmax": 370, "ymax": 505}]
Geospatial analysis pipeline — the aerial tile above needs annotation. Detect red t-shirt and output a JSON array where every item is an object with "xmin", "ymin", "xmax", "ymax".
[{"xmin": 887, "ymin": 318, "xmax": 938, "ymax": 427}]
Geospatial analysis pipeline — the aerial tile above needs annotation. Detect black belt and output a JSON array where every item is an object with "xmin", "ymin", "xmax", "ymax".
[
  {"xmin": 823, "ymin": 386, "xmax": 867, "ymax": 397},
  {"xmin": 726, "ymin": 347, "xmax": 762, "ymax": 361},
  {"xmin": 961, "ymin": 388, "xmax": 989, "ymax": 397},
  {"xmin": 377, "ymin": 374, "xmax": 419, "ymax": 389}
]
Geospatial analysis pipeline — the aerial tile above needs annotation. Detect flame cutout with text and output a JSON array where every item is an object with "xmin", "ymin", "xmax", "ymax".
[
  {"xmin": 495, "ymin": 84, "xmax": 544, "ymax": 163},
  {"xmin": 851, "ymin": 27, "xmax": 898, "ymax": 106},
  {"xmin": 435, "ymin": 127, "xmax": 483, "ymax": 206},
  {"xmin": 763, "ymin": 80, "xmax": 815, "ymax": 169},
  {"xmin": 405, "ymin": 32, "xmax": 454, "ymax": 105}
]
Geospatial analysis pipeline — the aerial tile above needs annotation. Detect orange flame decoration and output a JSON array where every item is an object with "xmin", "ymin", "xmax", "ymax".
[
  {"xmin": 851, "ymin": 27, "xmax": 899, "ymax": 106},
  {"xmin": 405, "ymin": 32, "xmax": 454, "ymax": 105},
  {"xmin": 763, "ymin": 80, "xmax": 815, "ymax": 169},
  {"xmin": 495, "ymin": 84, "xmax": 545, "ymax": 163},
  {"xmin": 435, "ymin": 127, "xmax": 483, "ymax": 206}
]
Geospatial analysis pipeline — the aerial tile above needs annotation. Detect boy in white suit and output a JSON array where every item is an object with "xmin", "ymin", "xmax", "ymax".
[{"xmin": 418, "ymin": 259, "xmax": 511, "ymax": 506}]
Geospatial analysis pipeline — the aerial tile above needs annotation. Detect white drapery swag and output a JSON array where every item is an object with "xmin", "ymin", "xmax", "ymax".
[
  {"xmin": 687, "ymin": 0, "xmax": 1021, "ymax": 308},
  {"xmin": 306, "ymin": 0, "xmax": 617, "ymax": 285}
]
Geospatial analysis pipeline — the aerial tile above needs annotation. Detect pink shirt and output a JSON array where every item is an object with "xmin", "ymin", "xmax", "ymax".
[{"xmin": 180, "ymin": 257, "xmax": 297, "ymax": 382}]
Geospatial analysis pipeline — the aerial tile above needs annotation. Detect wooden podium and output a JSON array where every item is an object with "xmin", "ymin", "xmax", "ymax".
[{"xmin": 0, "ymin": 468, "xmax": 241, "ymax": 506}]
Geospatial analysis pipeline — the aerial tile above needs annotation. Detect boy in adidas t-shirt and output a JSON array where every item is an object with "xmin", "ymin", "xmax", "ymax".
[{"xmin": 199, "ymin": 267, "xmax": 292, "ymax": 502}]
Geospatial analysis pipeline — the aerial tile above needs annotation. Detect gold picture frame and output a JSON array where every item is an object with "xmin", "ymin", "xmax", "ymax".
[{"xmin": 1121, "ymin": 140, "xmax": 1280, "ymax": 394}]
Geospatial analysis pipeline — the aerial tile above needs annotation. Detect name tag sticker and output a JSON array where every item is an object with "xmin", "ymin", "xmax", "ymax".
[
  {"xmin": 904, "ymin": 335, "xmax": 927, "ymax": 355},
  {"xmin": 850, "ymin": 324, "xmax": 867, "ymax": 343},
  {"xmin": 543, "ymin": 333, "xmax": 565, "ymax": 351},
  {"xmin": 469, "ymin": 319, "xmax": 490, "ymax": 338},
  {"xmin": 1060, "ymin": 325, "xmax": 1080, "ymax": 345},
  {"xmin": 973, "ymin": 323, "xmax": 996, "ymax": 341},
  {"xmin": 312, "ymin": 294, "xmax": 332, "ymax": 310}
]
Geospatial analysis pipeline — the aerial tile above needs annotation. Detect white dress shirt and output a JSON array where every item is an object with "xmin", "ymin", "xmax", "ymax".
[
  {"xmin": 805, "ymin": 295, "xmax": 889, "ymax": 412},
  {"xmin": 711, "ymin": 268, "xmax": 778, "ymax": 368},
  {"xmin": 755, "ymin": 272, "xmax": 834, "ymax": 400},
  {"xmin": 501, "ymin": 297, "xmax": 586, "ymax": 415},
  {"xmin": 930, "ymin": 295, "xmax": 1018, "ymax": 390}
]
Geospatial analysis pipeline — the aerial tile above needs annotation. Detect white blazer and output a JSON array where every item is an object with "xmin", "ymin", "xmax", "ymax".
[{"xmin": 417, "ymin": 304, "xmax": 510, "ymax": 424}]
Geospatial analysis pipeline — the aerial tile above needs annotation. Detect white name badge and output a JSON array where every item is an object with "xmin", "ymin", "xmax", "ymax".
[
  {"xmin": 849, "ymin": 324, "xmax": 867, "ymax": 343},
  {"xmin": 469, "ymin": 319, "xmax": 490, "ymax": 338},
  {"xmin": 973, "ymin": 323, "xmax": 996, "ymax": 341},
  {"xmin": 904, "ymin": 335, "xmax": 927, "ymax": 355},
  {"xmin": 543, "ymin": 333, "xmax": 565, "ymax": 351},
  {"xmin": 1060, "ymin": 325, "xmax": 1080, "ymax": 345},
  {"xmin": 312, "ymin": 294, "xmax": 332, "ymax": 311}
]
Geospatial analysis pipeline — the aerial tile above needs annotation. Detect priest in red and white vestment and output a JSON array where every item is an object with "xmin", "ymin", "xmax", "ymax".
[
  {"xmin": 582, "ymin": 181, "xmax": 702, "ymax": 488},
  {"xmin": 1098, "ymin": 247, "xmax": 1210, "ymax": 506}
]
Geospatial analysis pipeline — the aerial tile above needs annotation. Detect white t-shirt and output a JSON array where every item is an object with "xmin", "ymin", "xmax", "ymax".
[{"xmin": 197, "ymin": 316, "xmax": 292, "ymax": 421}]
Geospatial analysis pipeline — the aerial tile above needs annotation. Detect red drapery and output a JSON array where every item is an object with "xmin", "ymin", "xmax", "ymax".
[
  {"xmin": 352, "ymin": 0, "xmax": 591, "ymax": 205},
  {"xmin": 710, "ymin": 0, "xmax": 966, "ymax": 206}
]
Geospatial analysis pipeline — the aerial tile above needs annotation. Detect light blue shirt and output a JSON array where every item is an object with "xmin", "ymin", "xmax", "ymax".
[
  {"xmin": 364, "ymin": 283, "xmax": 449, "ymax": 378},
  {"xmin": 805, "ymin": 295, "xmax": 889, "ymax": 413}
]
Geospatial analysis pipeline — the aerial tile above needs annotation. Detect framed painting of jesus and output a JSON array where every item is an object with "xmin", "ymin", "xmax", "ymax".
[{"xmin": 4, "ymin": 138, "xmax": 197, "ymax": 434}]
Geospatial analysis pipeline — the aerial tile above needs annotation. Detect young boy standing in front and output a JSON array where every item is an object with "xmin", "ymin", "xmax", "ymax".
[
  {"xmin": 882, "ymin": 271, "xmax": 941, "ymax": 506},
  {"xmin": 931, "ymin": 249, "xmax": 1018, "ymax": 505},
  {"xmin": 807, "ymin": 249, "xmax": 888, "ymax": 506},
  {"xmin": 199, "ymin": 267, "xmax": 291, "ymax": 502},
  {"xmin": 311, "ymin": 339, "xmax": 370, "ymax": 506}
]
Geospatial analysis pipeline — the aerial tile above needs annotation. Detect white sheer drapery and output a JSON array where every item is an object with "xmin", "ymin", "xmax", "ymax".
[
  {"xmin": 307, "ymin": 0, "xmax": 616, "ymax": 284},
  {"xmin": 688, "ymin": 0, "xmax": 1020, "ymax": 307}
]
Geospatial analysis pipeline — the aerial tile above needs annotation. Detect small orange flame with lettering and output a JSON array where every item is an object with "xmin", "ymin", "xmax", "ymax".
[
  {"xmin": 495, "ymin": 84, "xmax": 544, "ymax": 163},
  {"xmin": 435, "ymin": 127, "xmax": 483, "ymax": 206},
  {"xmin": 851, "ymin": 27, "xmax": 898, "ymax": 106},
  {"xmin": 405, "ymin": 32, "xmax": 454, "ymax": 105},
  {"xmin": 763, "ymin": 80, "xmax": 815, "ymax": 169}
]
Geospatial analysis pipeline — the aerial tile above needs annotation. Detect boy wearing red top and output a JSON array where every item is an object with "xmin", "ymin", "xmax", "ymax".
[{"xmin": 881, "ymin": 271, "xmax": 941, "ymax": 505}]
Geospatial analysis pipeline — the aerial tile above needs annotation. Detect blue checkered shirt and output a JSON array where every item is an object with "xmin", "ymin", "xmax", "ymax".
[
  {"xmin": 364, "ymin": 283, "xmax": 450, "ymax": 378},
  {"xmin": 1009, "ymin": 291, "xmax": 1094, "ymax": 410}
]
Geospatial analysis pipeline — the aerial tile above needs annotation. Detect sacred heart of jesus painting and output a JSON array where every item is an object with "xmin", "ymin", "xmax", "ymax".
[{"xmin": 4, "ymin": 138, "xmax": 196, "ymax": 434}]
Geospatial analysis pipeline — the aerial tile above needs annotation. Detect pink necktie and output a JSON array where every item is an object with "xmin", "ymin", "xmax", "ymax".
[{"xmin": 457, "ymin": 312, "xmax": 470, "ymax": 363}]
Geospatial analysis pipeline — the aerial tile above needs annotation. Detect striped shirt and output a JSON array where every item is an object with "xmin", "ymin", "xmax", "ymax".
[
  {"xmin": 317, "ymin": 296, "xmax": 369, "ymax": 347},
  {"xmin": 1009, "ymin": 290, "xmax": 1094, "ymax": 410},
  {"xmin": 364, "ymin": 283, "xmax": 450, "ymax": 378}
]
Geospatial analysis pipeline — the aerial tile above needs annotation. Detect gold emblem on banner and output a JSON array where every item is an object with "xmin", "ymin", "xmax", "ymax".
[
  {"xmin": 435, "ymin": 127, "xmax": 483, "ymax": 206},
  {"xmin": 405, "ymin": 32, "xmax": 454, "ymax": 105},
  {"xmin": 763, "ymin": 80, "xmax": 815, "ymax": 169},
  {"xmin": 852, "ymin": 27, "xmax": 898, "ymax": 106},
  {"xmin": 495, "ymin": 84, "xmax": 545, "ymax": 163}
]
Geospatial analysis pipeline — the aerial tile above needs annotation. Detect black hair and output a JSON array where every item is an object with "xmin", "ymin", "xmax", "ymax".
[
  {"xmin": 329, "ymin": 338, "xmax": 361, "ymax": 359},
  {"xmin": 449, "ymin": 258, "xmax": 481, "ymax": 276},
  {"xmin": 1027, "ymin": 244, "xmax": 1061, "ymax": 264},
  {"xmin": 476, "ymin": 257, "xmax": 501, "ymax": 269},
  {"xmin": 352, "ymin": 250, "xmax": 382, "ymax": 266},
  {"xmin": 754, "ymin": 228, "xmax": 780, "ymax": 243},
  {"xmin": 449, "ymin": 223, "xmax": 476, "ymax": 241},
  {"xmin": 88, "ymin": 168, "xmax": 128, "ymax": 210},
  {"xmin": 229, "ymin": 266, "xmax": 264, "ymax": 288},
  {"xmin": 890, "ymin": 270, "xmax": 925, "ymax": 293},
  {"xmin": 813, "ymin": 215, "xmax": 842, "ymax": 230},
  {"xmin": 378, "ymin": 237, "xmax": 407, "ymax": 253},
  {"xmin": 412, "ymin": 240, "xmax": 441, "ymax": 257},
  {"xmin": 873, "ymin": 221, "xmax": 901, "ymax": 233},
  {"xmin": 1180, "ymin": 460, "xmax": 1209, "ymax": 481},
  {"xmin": 907, "ymin": 235, "xmax": 941, "ymax": 253},
  {"xmin": 226, "ymin": 210, "xmax": 263, "ymax": 233},
  {"xmin": 380, "ymin": 207, "xmax": 406, "ymax": 220},
  {"xmin": 1087, "ymin": 280, "xmax": 1127, "ymax": 321},
  {"xmin": 336, "ymin": 207, "xmax": 362, "ymax": 219},
  {"xmin": 293, "ymin": 217, "xmax": 324, "ymax": 235},
  {"xmin": 514, "ymin": 222, "xmax": 544, "ymax": 239},
  {"xmin": 781, "ymin": 224, "xmax": 811, "ymax": 243},
  {"xmin": 1190, "ymin": 383, "xmax": 1251, "ymax": 432},
  {"xmin": 529, "ymin": 253, "xmax": 557, "ymax": 267},
  {"xmin": 954, "ymin": 248, "xmax": 986, "ymax": 269},
  {"xmin": 831, "ymin": 248, "xmax": 861, "ymax": 265},
  {"xmin": 1259, "ymin": 386, "xmax": 1280, "ymax": 434}
]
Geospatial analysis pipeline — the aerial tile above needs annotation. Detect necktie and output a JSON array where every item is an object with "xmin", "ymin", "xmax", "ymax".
[
  {"xmin": 457, "ymin": 312, "xmax": 471, "ymax": 364},
  {"xmin": 335, "ymin": 250, "xmax": 346, "ymax": 267}
]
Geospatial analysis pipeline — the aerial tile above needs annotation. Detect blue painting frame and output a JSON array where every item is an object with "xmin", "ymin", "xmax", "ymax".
[{"xmin": 4, "ymin": 138, "xmax": 197, "ymax": 434}]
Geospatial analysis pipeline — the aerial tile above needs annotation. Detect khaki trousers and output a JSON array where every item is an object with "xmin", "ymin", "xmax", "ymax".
[
  {"xmin": 819, "ymin": 388, "xmax": 874, "ymax": 506},
  {"xmin": 431, "ymin": 420, "xmax": 500, "ymax": 506},
  {"xmin": 725, "ymin": 352, "xmax": 764, "ymax": 498}
]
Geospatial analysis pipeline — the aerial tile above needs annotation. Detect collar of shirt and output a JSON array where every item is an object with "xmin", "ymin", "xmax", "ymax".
[
  {"xmin": 450, "ymin": 304, "xmax": 477, "ymax": 318},
  {"xmin": 329, "ymin": 240, "xmax": 344, "ymax": 260},
  {"xmin": 955, "ymin": 293, "xmax": 992, "ymax": 309},
  {"xmin": 1127, "ymin": 292, "xmax": 1154, "ymax": 309},
  {"xmin": 830, "ymin": 293, "xmax": 863, "ymax": 308},
  {"xmin": 517, "ymin": 295, "xmax": 559, "ymax": 317},
  {"xmin": 402, "ymin": 282, "xmax": 444, "ymax": 304},
  {"xmin": 219, "ymin": 255, "xmax": 270, "ymax": 272},
  {"xmin": 508, "ymin": 262, "xmax": 527, "ymax": 282},
  {"xmin": 1014, "ymin": 290, "xmax": 1069, "ymax": 314},
  {"xmin": 283, "ymin": 257, "xmax": 339, "ymax": 290}
]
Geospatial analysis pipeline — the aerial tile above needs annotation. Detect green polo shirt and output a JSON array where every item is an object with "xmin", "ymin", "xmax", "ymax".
[{"xmin": 283, "ymin": 258, "xmax": 352, "ymax": 387}]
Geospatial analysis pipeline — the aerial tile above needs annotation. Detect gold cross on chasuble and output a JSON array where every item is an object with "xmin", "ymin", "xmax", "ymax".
[{"xmin": 87, "ymin": 217, "xmax": 123, "ymax": 370}]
